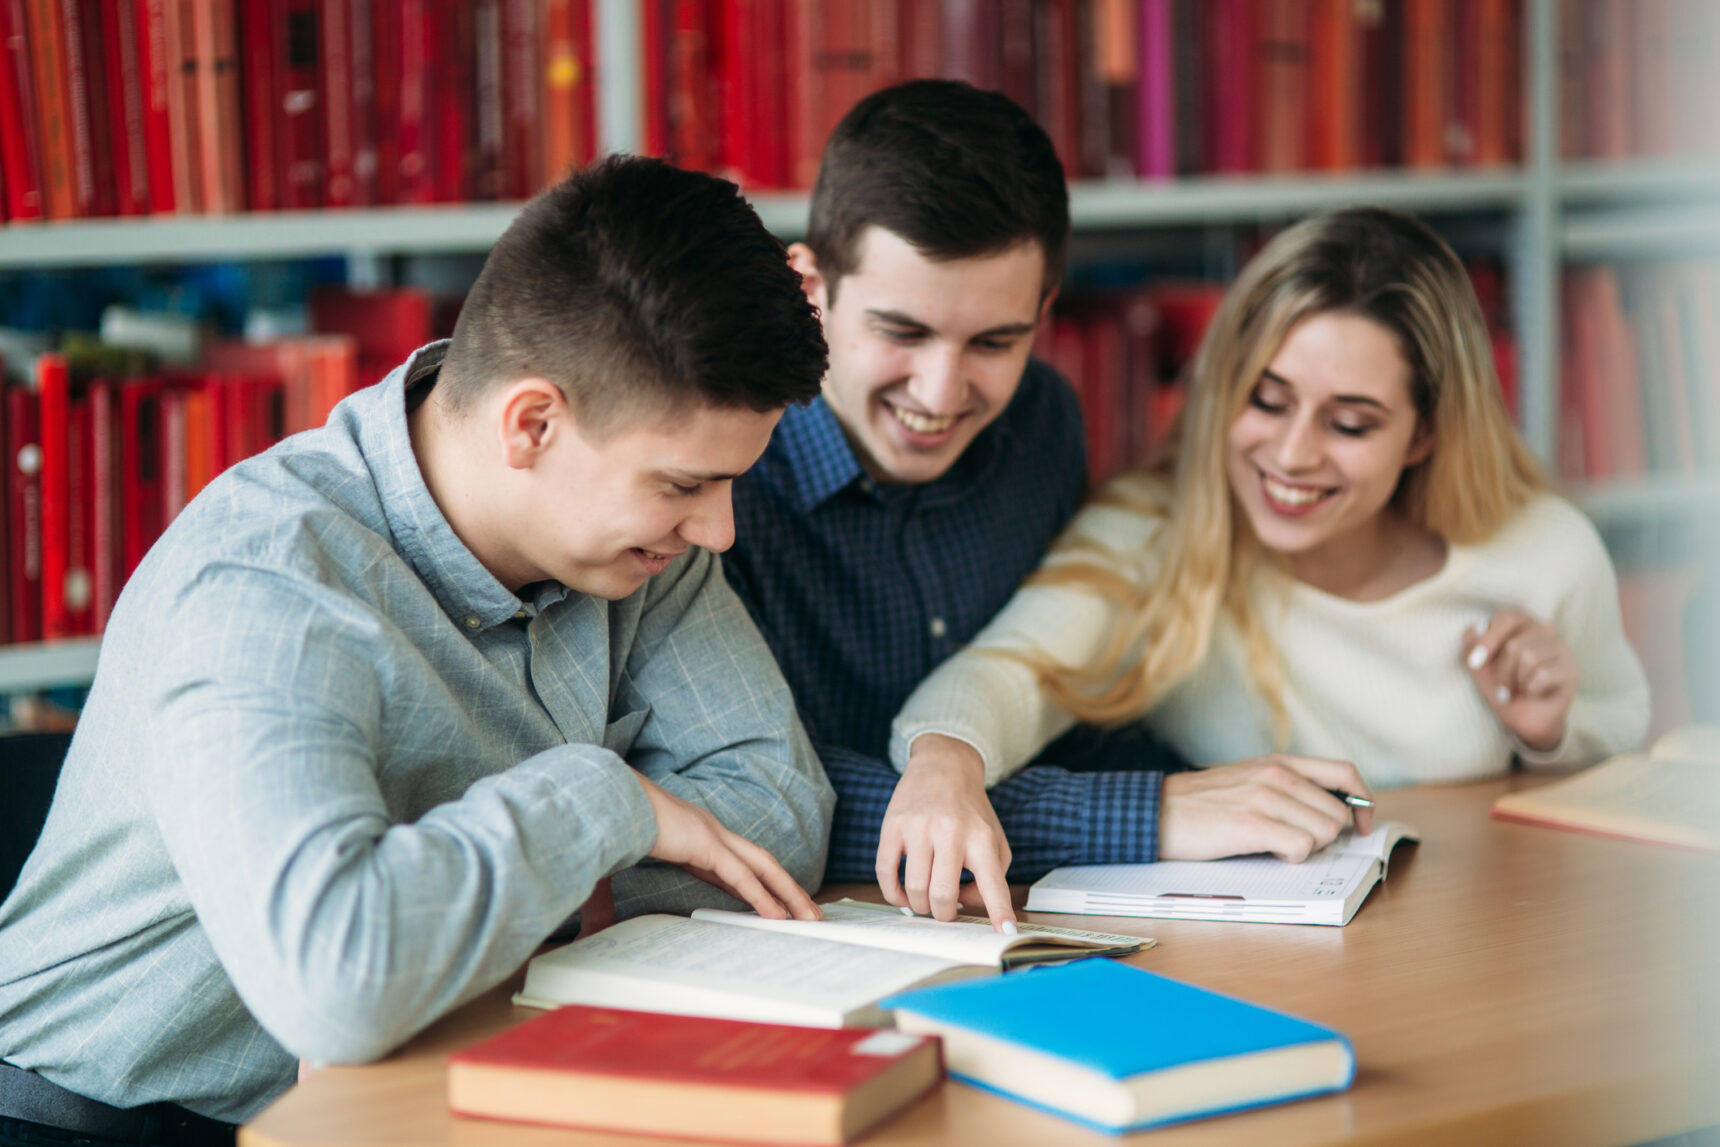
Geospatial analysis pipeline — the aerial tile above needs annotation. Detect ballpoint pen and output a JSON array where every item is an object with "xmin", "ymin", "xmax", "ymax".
[{"xmin": 1325, "ymin": 788, "xmax": 1374, "ymax": 808}]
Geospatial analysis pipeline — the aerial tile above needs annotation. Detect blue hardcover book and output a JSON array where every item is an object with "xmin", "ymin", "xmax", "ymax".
[{"xmin": 880, "ymin": 958, "xmax": 1355, "ymax": 1133}]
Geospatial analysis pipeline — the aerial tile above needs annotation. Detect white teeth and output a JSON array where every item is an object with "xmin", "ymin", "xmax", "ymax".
[
  {"xmin": 892, "ymin": 406, "xmax": 957, "ymax": 434},
  {"xmin": 1262, "ymin": 475, "xmax": 1329, "ymax": 507}
]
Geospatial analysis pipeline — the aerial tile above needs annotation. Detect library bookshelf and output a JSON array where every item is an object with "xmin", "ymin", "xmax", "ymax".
[{"xmin": 0, "ymin": 0, "xmax": 1715, "ymax": 706}]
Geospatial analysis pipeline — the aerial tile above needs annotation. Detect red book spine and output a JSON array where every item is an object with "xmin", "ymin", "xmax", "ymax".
[
  {"xmin": 1401, "ymin": 0, "xmax": 1448, "ymax": 168},
  {"xmin": 88, "ymin": 378, "xmax": 120, "ymax": 631},
  {"xmin": 119, "ymin": 377, "xmax": 162, "ymax": 577},
  {"xmin": 1035, "ymin": 0, "xmax": 1081, "ymax": 179},
  {"xmin": 502, "ymin": 0, "xmax": 540, "ymax": 197},
  {"xmin": 319, "ymin": 0, "xmax": 353, "ymax": 205},
  {"xmin": 6, "ymin": 385, "xmax": 43, "ymax": 643},
  {"xmin": 430, "ymin": 0, "xmax": 473, "ymax": 202},
  {"xmin": 24, "ymin": 0, "xmax": 78, "ymax": 217},
  {"xmin": 642, "ymin": 0, "xmax": 667, "ymax": 156},
  {"xmin": 275, "ymin": 0, "xmax": 323, "ymax": 209},
  {"xmin": 541, "ymin": 0, "xmax": 594, "ymax": 183},
  {"xmin": 133, "ymin": 0, "xmax": 173, "ymax": 211},
  {"xmin": 238, "ymin": 0, "xmax": 278, "ymax": 210},
  {"xmin": 101, "ymin": 0, "xmax": 149, "ymax": 214},
  {"xmin": 164, "ymin": 0, "xmax": 201, "ymax": 211},
  {"xmin": 471, "ymin": 0, "xmax": 504, "ymax": 199},
  {"xmin": 195, "ymin": 0, "xmax": 244, "ymax": 212},
  {"xmin": 347, "ymin": 0, "xmax": 376, "ymax": 203},
  {"xmin": 0, "ymin": 0, "xmax": 46, "ymax": 221},
  {"xmin": 1257, "ymin": 0, "xmax": 1312, "ymax": 172},
  {"xmin": 395, "ymin": 0, "xmax": 436, "ymax": 202},
  {"xmin": 896, "ymin": 0, "xmax": 938, "ymax": 78},
  {"xmin": 370, "ymin": 0, "xmax": 397, "ymax": 200},
  {"xmin": 37, "ymin": 353, "xmax": 71, "ymax": 639},
  {"xmin": 65, "ymin": 393, "xmax": 93, "ymax": 635},
  {"xmin": 158, "ymin": 383, "xmax": 186, "ymax": 527},
  {"xmin": 1204, "ymin": 0, "xmax": 1256, "ymax": 174},
  {"xmin": 60, "ymin": 0, "xmax": 110, "ymax": 216}
]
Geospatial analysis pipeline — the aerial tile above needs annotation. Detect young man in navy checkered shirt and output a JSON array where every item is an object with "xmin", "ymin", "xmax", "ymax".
[{"xmin": 724, "ymin": 80, "xmax": 1370, "ymax": 931}]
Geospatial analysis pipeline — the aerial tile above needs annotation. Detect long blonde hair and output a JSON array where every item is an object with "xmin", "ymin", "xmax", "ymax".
[{"xmin": 1029, "ymin": 207, "xmax": 1547, "ymax": 742}]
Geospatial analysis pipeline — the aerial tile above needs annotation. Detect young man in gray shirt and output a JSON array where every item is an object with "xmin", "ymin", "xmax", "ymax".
[{"xmin": 0, "ymin": 157, "xmax": 834, "ymax": 1146}]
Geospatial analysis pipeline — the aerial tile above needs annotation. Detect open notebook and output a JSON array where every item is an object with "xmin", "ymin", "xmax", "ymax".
[{"xmin": 1025, "ymin": 823, "xmax": 1420, "ymax": 926}]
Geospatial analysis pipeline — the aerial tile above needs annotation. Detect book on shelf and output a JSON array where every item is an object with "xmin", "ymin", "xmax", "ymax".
[
  {"xmin": 1490, "ymin": 725, "xmax": 1720, "ymax": 852},
  {"xmin": 1025, "ymin": 822, "xmax": 1420, "ymax": 926},
  {"xmin": 515, "ymin": 897, "xmax": 1150, "ymax": 1028},
  {"xmin": 447, "ymin": 1004, "xmax": 943, "ymax": 1145},
  {"xmin": 881, "ymin": 958, "xmax": 1356, "ymax": 1134}
]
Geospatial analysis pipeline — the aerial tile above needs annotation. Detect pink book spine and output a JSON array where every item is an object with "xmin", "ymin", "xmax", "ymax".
[{"xmin": 1136, "ymin": 0, "xmax": 1173, "ymax": 179}]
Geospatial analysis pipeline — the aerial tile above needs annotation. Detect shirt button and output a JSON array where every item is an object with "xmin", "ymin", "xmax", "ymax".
[
  {"xmin": 464, "ymin": 615, "xmax": 482, "ymax": 630},
  {"xmin": 929, "ymin": 617, "xmax": 947, "ymax": 639}
]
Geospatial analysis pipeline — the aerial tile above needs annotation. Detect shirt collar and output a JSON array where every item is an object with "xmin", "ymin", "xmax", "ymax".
[
  {"xmin": 771, "ymin": 375, "xmax": 1027, "ymax": 514},
  {"xmin": 350, "ymin": 341, "xmax": 538, "ymax": 632}
]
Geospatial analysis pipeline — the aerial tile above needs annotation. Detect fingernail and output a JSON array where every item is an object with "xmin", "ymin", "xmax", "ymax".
[
  {"xmin": 1467, "ymin": 645, "xmax": 1490, "ymax": 671},
  {"xmin": 900, "ymin": 906, "xmax": 916, "ymax": 917},
  {"xmin": 1002, "ymin": 920, "xmax": 1019, "ymax": 935},
  {"xmin": 1495, "ymin": 685, "xmax": 1511, "ymax": 705}
]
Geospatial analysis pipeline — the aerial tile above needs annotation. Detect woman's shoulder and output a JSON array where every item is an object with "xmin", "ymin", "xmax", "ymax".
[
  {"xmin": 1057, "ymin": 472, "xmax": 1172, "ymax": 553},
  {"xmin": 1469, "ymin": 492, "xmax": 1613, "ymax": 579}
]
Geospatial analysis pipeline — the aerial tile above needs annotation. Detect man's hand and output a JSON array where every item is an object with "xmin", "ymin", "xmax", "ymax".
[
  {"xmin": 1159, "ymin": 754, "xmax": 1374, "ymax": 863},
  {"xmin": 1462, "ymin": 610, "xmax": 1578, "ymax": 754},
  {"xmin": 634, "ymin": 774, "xmax": 822, "ymax": 921},
  {"xmin": 876, "ymin": 734, "xmax": 1016, "ymax": 931}
]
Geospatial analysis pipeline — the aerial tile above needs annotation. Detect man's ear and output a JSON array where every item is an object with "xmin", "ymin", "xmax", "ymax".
[
  {"xmin": 786, "ymin": 242, "xmax": 827, "ymax": 315},
  {"xmin": 497, "ymin": 378, "xmax": 568, "ymax": 470},
  {"xmin": 1037, "ymin": 285, "xmax": 1061, "ymax": 325}
]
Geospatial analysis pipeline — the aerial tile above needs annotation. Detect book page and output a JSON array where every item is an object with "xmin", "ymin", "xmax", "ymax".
[
  {"xmin": 520, "ymin": 916, "xmax": 969, "ymax": 1026},
  {"xmin": 1031, "ymin": 849, "xmax": 1380, "ymax": 905},
  {"xmin": 1494, "ymin": 752, "xmax": 1720, "ymax": 850},
  {"xmin": 691, "ymin": 900, "xmax": 1145, "ymax": 966},
  {"xmin": 1328, "ymin": 820, "xmax": 1421, "ymax": 876}
]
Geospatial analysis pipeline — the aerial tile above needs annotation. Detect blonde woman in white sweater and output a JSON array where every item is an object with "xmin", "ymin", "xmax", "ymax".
[{"xmin": 885, "ymin": 207, "xmax": 1649, "ymax": 928}]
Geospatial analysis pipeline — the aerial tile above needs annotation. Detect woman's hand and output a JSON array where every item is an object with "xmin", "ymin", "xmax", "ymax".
[{"xmin": 1462, "ymin": 610, "xmax": 1578, "ymax": 754}]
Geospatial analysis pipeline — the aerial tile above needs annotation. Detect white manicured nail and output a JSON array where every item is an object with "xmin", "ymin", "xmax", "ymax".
[
  {"xmin": 1495, "ymin": 685, "xmax": 1511, "ymax": 705},
  {"xmin": 900, "ymin": 905, "xmax": 916, "ymax": 916},
  {"xmin": 1002, "ymin": 921, "xmax": 1019, "ymax": 935},
  {"xmin": 1468, "ymin": 644, "xmax": 1490, "ymax": 671}
]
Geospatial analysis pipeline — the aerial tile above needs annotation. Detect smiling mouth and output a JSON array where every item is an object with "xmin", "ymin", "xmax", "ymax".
[
  {"xmin": 887, "ymin": 404, "xmax": 960, "ymax": 435},
  {"xmin": 1259, "ymin": 471, "xmax": 1336, "ymax": 509},
  {"xmin": 634, "ymin": 547, "xmax": 683, "ymax": 562}
]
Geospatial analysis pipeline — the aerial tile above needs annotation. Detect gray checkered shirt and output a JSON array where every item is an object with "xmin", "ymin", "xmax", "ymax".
[{"xmin": 0, "ymin": 342, "xmax": 832, "ymax": 1122}]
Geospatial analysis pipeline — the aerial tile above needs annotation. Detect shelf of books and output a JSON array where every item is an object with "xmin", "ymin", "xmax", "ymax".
[{"xmin": 1, "ymin": 0, "xmax": 1716, "ymax": 727}]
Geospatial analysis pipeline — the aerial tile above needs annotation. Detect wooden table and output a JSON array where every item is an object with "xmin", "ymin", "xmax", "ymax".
[{"xmin": 241, "ymin": 778, "xmax": 1720, "ymax": 1147}]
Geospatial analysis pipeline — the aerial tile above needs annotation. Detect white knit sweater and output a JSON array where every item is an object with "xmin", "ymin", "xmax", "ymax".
[{"xmin": 890, "ymin": 480, "xmax": 1650, "ymax": 789}]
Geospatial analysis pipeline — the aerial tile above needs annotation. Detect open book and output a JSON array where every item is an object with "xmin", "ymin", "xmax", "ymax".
[
  {"xmin": 1491, "ymin": 725, "xmax": 1720, "ymax": 851},
  {"xmin": 1024, "ymin": 823, "xmax": 1420, "ymax": 926},
  {"xmin": 515, "ymin": 899, "xmax": 1149, "ymax": 1028}
]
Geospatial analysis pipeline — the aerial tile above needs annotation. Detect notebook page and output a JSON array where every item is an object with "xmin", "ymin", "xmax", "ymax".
[{"xmin": 1032, "ymin": 848, "xmax": 1379, "ymax": 903}]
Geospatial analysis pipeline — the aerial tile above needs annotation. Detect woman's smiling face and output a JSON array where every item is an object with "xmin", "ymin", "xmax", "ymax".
[{"xmin": 1225, "ymin": 311, "xmax": 1433, "ymax": 571}]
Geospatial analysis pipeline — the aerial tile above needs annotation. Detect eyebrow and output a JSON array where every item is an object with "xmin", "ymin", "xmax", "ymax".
[
  {"xmin": 865, "ymin": 308, "xmax": 1039, "ymax": 339},
  {"xmin": 656, "ymin": 468, "xmax": 745, "ymax": 483},
  {"xmin": 1259, "ymin": 369, "xmax": 1393, "ymax": 413}
]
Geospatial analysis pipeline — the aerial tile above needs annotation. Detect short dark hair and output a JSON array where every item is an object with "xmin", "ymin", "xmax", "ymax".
[
  {"xmin": 440, "ymin": 156, "xmax": 826, "ymax": 435},
  {"xmin": 805, "ymin": 79, "xmax": 1070, "ymax": 303}
]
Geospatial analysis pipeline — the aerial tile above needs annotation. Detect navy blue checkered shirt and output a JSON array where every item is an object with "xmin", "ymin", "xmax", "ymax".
[{"xmin": 726, "ymin": 359, "xmax": 1188, "ymax": 885}]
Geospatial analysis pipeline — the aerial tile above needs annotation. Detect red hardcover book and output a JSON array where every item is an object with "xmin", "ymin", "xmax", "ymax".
[
  {"xmin": 395, "ymin": 0, "xmax": 436, "ymax": 203},
  {"xmin": 118, "ymin": 376, "xmax": 163, "ymax": 577},
  {"xmin": 308, "ymin": 287, "xmax": 432, "ymax": 390},
  {"xmin": 471, "ymin": 0, "xmax": 504, "ymax": 199},
  {"xmin": 65, "ymin": 391, "xmax": 94, "ymax": 635},
  {"xmin": 134, "ymin": 0, "xmax": 174, "ymax": 212},
  {"xmin": 87, "ymin": 378, "xmax": 120, "ymax": 631},
  {"xmin": 163, "ymin": 0, "xmax": 201, "ymax": 211},
  {"xmin": 1135, "ymin": 0, "xmax": 1173, "ymax": 179},
  {"xmin": 369, "ymin": 0, "xmax": 397, "ymax": 200},
  {"xmin": 937, "ymin": 0, "xmax": 996, "ymax": 88},
  {"xmin": 1401, "ymin": 0, "xmax": 1448, "ymax": 168},
  {"xmin": 63, "ymin": 0, "xmax": 114, "ymax": 216},
  {"xmin": 194, "ymin": 0, "xmax": 244, "ymax": 213},
  {"xmin": 1035, "ymin": 0, "xmax": 1081, "ymax": 180},
  {"xmin": 640, "ymin": 0, "xmax": 667, "ymax": 156},
  {"xmin": 1257, "ymin": 0, "xmax": 1313, "ymax": 172},
  {"xmin": 100, "ymin": 0, "xmax": 150, "ymax": 215},
  {"xmin": 319, "ymin": 0, "xmax": 354, "ymax": 206},
  {"xmin": 157, "ymin": 381, "xmax": 187, "ymax": 526},
  {"xmin": 1204, "ymin": 0, "xmax": 1256, "ymax": 174},
  {"xmin": 1308, "ymin": 0, "xmax": 1358, "ymax": 171},
  {"xmin": 995, "ymin": 0, "xmax": 1033, "ymax": 112},
  {"xmin": 1467, "ymin": 0, "xmax": 1513, "ymax": 166},
  {"xmin": 0, "ymin": 0, "xmax": 46, "ymax": 221},
  {"xmin": 6, "ymin": 385, "xmax": 43, "ymax": 642},
  {"xmin": 346, "ymin": 0, "xmax": 376, "ymax": 203},
  {"xmin": 895, "ymin": 0, "xmax": 938, "ymax": 79},
  {"xmin": 539, "ymin": 0, "xmax": 593, "ymax": 185},
  {"xmin": 665, "ymin": 0, "xmax": 714, "ymax": 174},
  {"xmin": 24, "ymin": 0, "xmax": 78, "ymax": 218},
  {"xmin": 447, "ymin": 1006, "xmax": 943, "ymax": 1145},
  {"xmin": 1355, "ymin": 0, "xmax": 1395, "ymax": 168},
  {"xmin": 275, "ymin": 0, "xmax": 323, "ymax": 209},
  {"xmin": 237, "ymin": 0, "xmax": 278, "ymax": 210},
  {"xmin": 502, "ymin": 0, "xmax": 541, "ymax": 197},
  {"xmin": 37, "ymin": 352, "xmax": 71, "ymax": 639}
]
